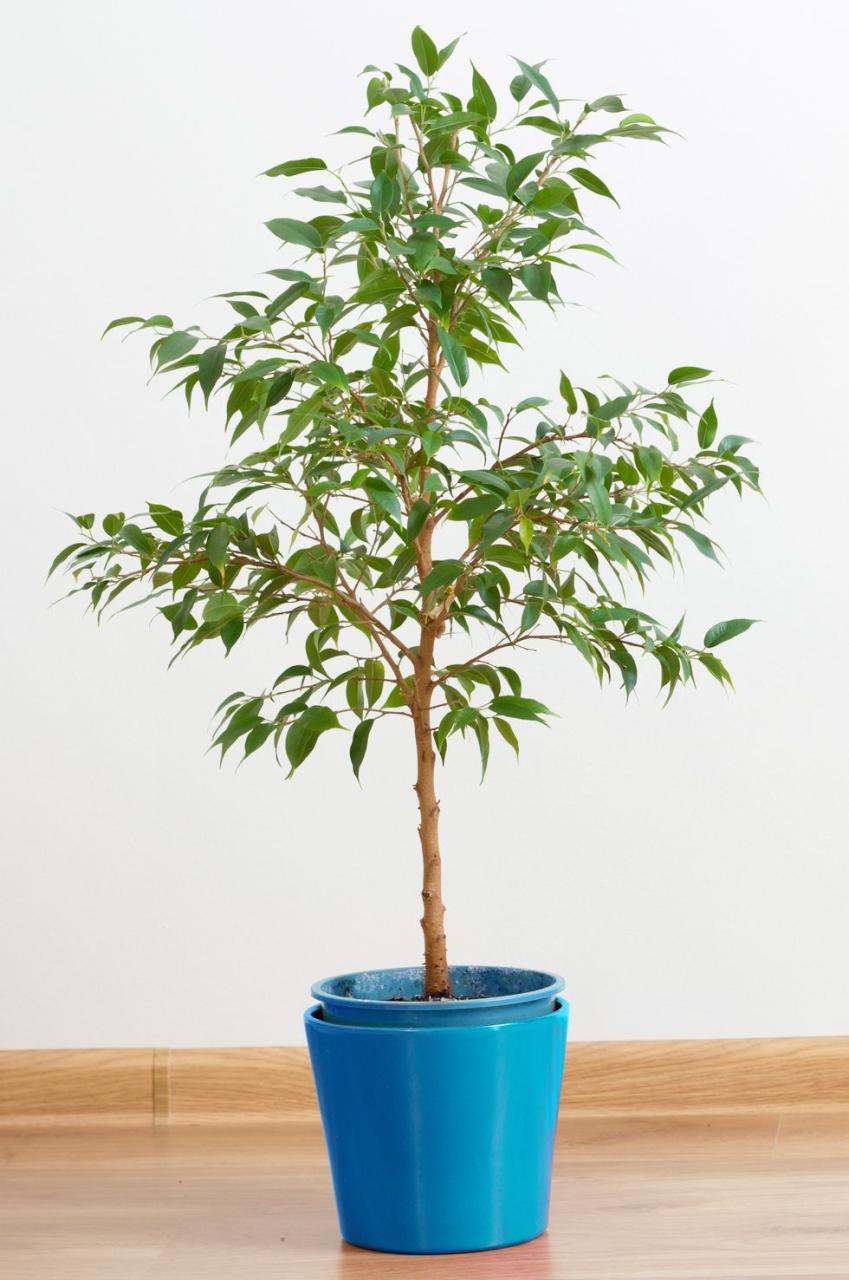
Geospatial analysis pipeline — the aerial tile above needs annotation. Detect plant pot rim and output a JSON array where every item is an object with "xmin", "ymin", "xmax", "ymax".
[
  {"xmin": 305, "ymin": 997, "xmax": 569, "ymax": 1038},
  {"xmin": 311, "ymin": 963, "xmax": 564, "ymax": 1028}
]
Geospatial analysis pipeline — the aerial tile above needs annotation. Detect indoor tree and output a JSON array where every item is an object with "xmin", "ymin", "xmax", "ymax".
[{"xmin": 52, "ymin": 28, "xmax": 759, "ymax": 999}]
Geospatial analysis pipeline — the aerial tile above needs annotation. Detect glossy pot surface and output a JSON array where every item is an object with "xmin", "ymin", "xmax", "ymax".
[{"xmin": 305, "ymin": 988, "xmax": 568, "ymax": 1254}]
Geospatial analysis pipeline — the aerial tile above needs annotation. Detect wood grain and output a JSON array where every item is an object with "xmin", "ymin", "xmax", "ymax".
[
  {"xmin": 0, "ymin": 1049, "xmax": 153, "ymax": 1123},
  {"xmin": 2, "ymin": 1116, "xmax": 848, "ymax": 1278},
  {"xmin": 2, "ymin": 1037, "xmax": 847, "ymax": 1124},
  {"xmin": 151, "ymin": 1048, "xmax": 170, "ymax": 1125},
  {"xmin": 165, "ymin": 1047, "xmax": 317, "ymax": 1122},
  {"xmin": 563, "ymin": 1035, "xmax": 849, "ymax": 1113}
]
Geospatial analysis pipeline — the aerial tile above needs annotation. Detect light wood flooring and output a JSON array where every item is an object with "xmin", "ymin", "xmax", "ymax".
[{"xmin": 2, "ymin": 1112, "xmax": 848, "ymax": 1278}]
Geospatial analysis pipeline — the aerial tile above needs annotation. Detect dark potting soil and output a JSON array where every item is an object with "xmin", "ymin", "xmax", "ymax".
[{"xmin": 387, "ymin": 993, "xmax": 475, "ymax": 1002}]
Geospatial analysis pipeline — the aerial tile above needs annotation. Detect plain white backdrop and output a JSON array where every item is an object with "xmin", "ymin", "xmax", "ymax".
[{"xmin": 1, "ymin": 1, "xmax": 847, "ymax": 1047}]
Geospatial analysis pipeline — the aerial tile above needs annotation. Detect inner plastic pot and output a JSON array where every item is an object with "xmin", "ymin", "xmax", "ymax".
[{"xmin": 311, "ymin": 964, "xmax": 564, "ymax": 1027}]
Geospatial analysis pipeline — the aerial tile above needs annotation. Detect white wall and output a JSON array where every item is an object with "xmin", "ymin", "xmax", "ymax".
[{"xmin": 2, "ymin": 0, "xmax": 847, "ymax": 1048}]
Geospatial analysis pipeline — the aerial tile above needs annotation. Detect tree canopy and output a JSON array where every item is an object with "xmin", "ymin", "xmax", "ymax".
[{"xmin": 52, "ymin": 28, "xmax": 760, "ymax": 788}]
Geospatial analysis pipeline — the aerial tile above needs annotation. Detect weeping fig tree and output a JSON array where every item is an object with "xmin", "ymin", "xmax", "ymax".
[{"xmin": 52, "ymin": 28, "xmax": 760, "ymax": 998}]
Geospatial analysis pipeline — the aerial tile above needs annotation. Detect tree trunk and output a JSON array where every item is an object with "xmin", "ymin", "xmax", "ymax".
[
  {"xmin": 413, "ymin": 319, "xmax": 451, "ymax": 998},
  {"xmin": 413, "ymin": 666, "xmax": 450, "ymax": 997}
]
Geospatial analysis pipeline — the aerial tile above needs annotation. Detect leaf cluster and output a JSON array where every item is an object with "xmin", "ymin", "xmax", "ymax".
[{"xmin": 55, "ymin": 29, "xmax": 760, "ymax": 782}]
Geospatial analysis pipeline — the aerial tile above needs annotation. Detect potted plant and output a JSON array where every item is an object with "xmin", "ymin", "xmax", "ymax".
[{"xmin": 52, "ymin": 27, "xmax": 760, "ymax": 1255}]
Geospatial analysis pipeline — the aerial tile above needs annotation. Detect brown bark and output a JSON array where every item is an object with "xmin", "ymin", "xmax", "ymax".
[
  {"xmin": 413, "ymin": 320, "xmax": 451, "ymax": 998},
  {"xmin": 413, "ymin": 653, "xmax": 450, "ymax": 998}
]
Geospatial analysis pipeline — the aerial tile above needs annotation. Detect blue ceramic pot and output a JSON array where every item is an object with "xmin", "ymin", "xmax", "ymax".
[{"xmin": 305, "ymin": 965, "xmax": 568, "ymax": 1254}]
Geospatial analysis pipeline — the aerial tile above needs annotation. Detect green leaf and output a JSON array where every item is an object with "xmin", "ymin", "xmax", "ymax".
[
  {"xmin": 266, "ymin": 370, "xmax": 296, "ymax": 407},
  {"xmin": 264, "ymin": 157, "xmax": 327, "ymax": 177},
  {"xmin": 437, "ymin": 705, "xmax": 478, "ymax": 758},
  {"xmin": 437, "ymin": 326, "xmax": 469, "ymax": 386},
  {"xmin": 349, "ymin": 718, "xmax": 375, "ymax": 781},
  {"xmin": 506, "ymin": 151, "xmax": 545, "ymax": 198},
  {"xmin": 472, "ymin": 716, "xmax": 490, "ymax": 780},
  {"xmin": 509, "ymin": 73, "xmax": 531, "ymax": 103},
  {"xmin": 569, "ymin": 167, "xmax": 618, "ymax": 205},
  {"xmin": 101, "ymin": 315, "xmax": 142, "ymax": 338},
  {"xmin": 471, "ymin": 65, "xmax": 497, "ymax": 120},
  {"xmin": 120, "ymin": 524, "xmax": 156, "ymax": 557},
  {"xmin": 214, "ymin": 697, "xmax": 262, "ymax": 754},
  {"xmin": 421, "ymin": 559, "xmax": 465, "ymax": 595},
  {"xmin": 369, "ymin": 171, "xmax": 395, "ymax": 219},
  {"xmin": 148, "ymin": 504, "xmax": 183, "ymax": 537},
  {"xmin": 47, "ymin": 542, "xmax": 84, "ymax": 578},
  {"xmin": 206, "ymin": 523, "xmax": 230, "ymax": 573},
  {"xmin": 203, "ymin": 591, "xmax": 241, "ymax": 624},
  {"xmin": 611, "ymin": 647, "xmax": 638, "ymax": 696},
  {"xmin": 243, "ymin": 722, "xmax": 275, "ymax": 757},
  {"xmin": 267, "ymin": 281, "xmax": 311, "ymax": 316},
  {"xmin": 668, "ymin": 365, "xmax": 712, "ymax": 385},
  {"xmin": 635, "ymin": 444, "xmax": 664, "ymax": 483},
  {"xmin": 363, "ymin": 658, "xmax": 384, "ymax": 707},
  {"xmin": 102, "ymin": 513, "xmax": 125, "ymax": 537},
  {"xmin": 437, "ymin": 34, "xmax": 462, "ymax": 68},
  {"xmin": 481, "ymin": 267, "xmax": 513, "ymax": 302},
  {"xmin": 479, "ymin": 509, "xmax": 513, "ymax": 548},
  {"xmin": 592, "ymin": 393, "xmax": 633, "ymax": 422},
  {"xmin": 363, "ymin": 475, "xmax": 401, "ymax": 518},
  {"xmin": 699, "ymin": 652, "xmax": 733, "ymax": 686},
  {"xmin": 448, "ymin": 495, "xmax": 500, "ymax": 522},
  {"xmin": 489, "ymin": 695, "xmax": 551, "ymax": 722},
  {"xmin": 155, "ymin": 330, "xmax": 198, "ymax": 367},
  {"xmin": 172, "ymin": 561, "xmax": 200, "ymax": 590},
  {"xmin": 493, "ymin": 716, "xmax": 520, "ymax": 757},
  {"xmin": 285, "ymin": 706, "xmax": 339, "ymax": 773},
  {"xmin": 293, "ymin": 185, "xmax": 347, "ymax": 204},
  {"xmin": 586, "ymin": 474, "xmax": 612, "ymax": 523},
  {"xmin": 697, "ymin": 399, "xmax": 718, "ymax": 448},
  {"xmin": 265, "ymin": 218, "xmax": 322, "ymax": 250},
  {"xmin": 310, "ymin": 359, "xmax": 349, "ymax": 389},
  {"xmin": 315, "ymin": 297, "xmax": 344, "ymax": 332},
  {"xmin": 553, "ymin": 133, "xmax": 607, "ymax": 157},
  {"xmin": 407, "ymin": 498, "xmax": 431, "ymax": 540},
  {"xmin": 197, "ymin": 344, "xmax": 226, "ymax": 405},
  {"xmin": 675, "ymin": 524, "xmax": 720, "ymax": 564},
  {"xmin": 230, "ymin": 358, "xmax": 286, "ymax": 385},
  {"xmin": 718, "ymin": 434, "xmax": 752, "ymax": 456},
  {"xmin": 515, "ymin": 396, "xmax": 547, "ymax": 414},
  {"xmin": 220, "ymin": 616, "xmax": 243, "ymax": 654},
  {"xmin": 517, "ymin": 114, "xmax": 566, "ymax": 136},
  {"xmin": 521, "ymin": 597, "xmax": 542, "ymax": 631},
  {"xmin": 559, "ymin": 371, "xmax": 578, "ymax": 414},
  {"xmin": 680, "ymin": 475, "xmax": 728, "ymax": 509},
  {"xmin": 411, "ymin": 25, "xmax": 439, "ymax": 75},
  {"xmin": 519, "ymin": 262, "xmax": 554, "ymax": 300},
  {"xmin": 427, "ymin": 110, "xmax": 483, "ymax": 135},
  {"xmin": 587, "ymin": 94, "xmax": 626, "ymax": 113},
  {"xmin": 346, "ymin": 674, "xmax": 364, "ymax": 716},
  {"xmin": 513, "ymin": 57, "xmax": 559, "ymax": 114},
  {"xmin": 518, "ymin": 515, "xmax": 534, "ymax": 551},
  {"xmin": 459, "ymin": 468, "xmax": 511, "ymax": 495},
  {"xmin": 703, "ymin": 618, "xmax": 758, "ymax": 649}
]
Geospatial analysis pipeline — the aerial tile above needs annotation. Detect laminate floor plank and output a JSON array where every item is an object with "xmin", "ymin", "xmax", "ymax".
[{"xmin": 2, "ymin": 1116, "xmax": 848, "ymax": 1279}]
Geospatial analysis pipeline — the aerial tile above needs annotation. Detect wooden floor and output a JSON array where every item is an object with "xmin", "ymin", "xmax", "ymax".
[{"xmin": 2, "ymin": 1113, "xmax": 849, "ymax": 1279}]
